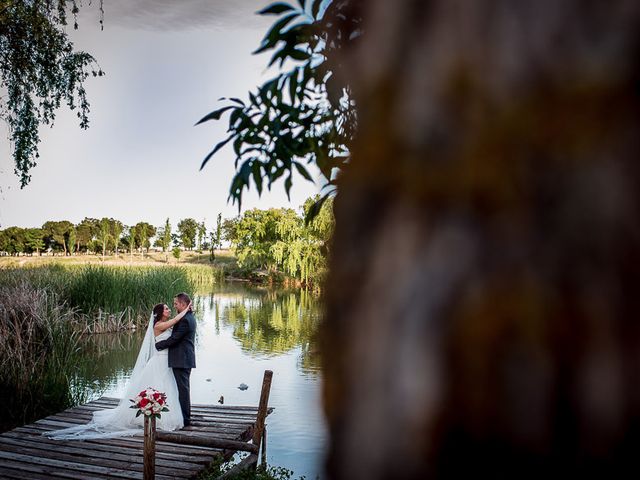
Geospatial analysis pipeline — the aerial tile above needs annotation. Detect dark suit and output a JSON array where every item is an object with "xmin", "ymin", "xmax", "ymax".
[{"xmin": 155, "ymin": 311, "xmax": 196, "ymax": 425}]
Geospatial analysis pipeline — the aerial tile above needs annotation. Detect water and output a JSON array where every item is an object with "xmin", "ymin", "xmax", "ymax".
[{"xmin": 85, "ymin": 282, "xmax": 326, "ymax": 479}]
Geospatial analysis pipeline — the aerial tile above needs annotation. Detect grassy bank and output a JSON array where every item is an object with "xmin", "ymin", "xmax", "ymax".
[{"xmin": 0, "ymin": 250, "xmax": 323, "ymax": 288}]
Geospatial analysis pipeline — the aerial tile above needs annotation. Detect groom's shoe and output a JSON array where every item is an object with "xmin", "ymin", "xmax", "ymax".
[{"xmin": 183, "ymin": 420, "xmax": 191, "ymax": 427}]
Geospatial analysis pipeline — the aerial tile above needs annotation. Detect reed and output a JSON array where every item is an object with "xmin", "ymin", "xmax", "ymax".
[
  {"xmin": 0, "ymin": 282, "xmax": 87, "ymax": 432},
  {"xmin": 0, "ymin": 264, "xmax": 220, "ymax": 330}
]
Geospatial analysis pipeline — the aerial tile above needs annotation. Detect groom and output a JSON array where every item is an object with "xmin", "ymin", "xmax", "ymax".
[{"xmin": 155, "ymin": 292, "xmax": 196, "ymax": 427}]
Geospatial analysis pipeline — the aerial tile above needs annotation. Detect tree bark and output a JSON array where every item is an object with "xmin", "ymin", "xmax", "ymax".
[{"xmin": 322, "ymin": 1, "xmax": 640, "ymax": 478}]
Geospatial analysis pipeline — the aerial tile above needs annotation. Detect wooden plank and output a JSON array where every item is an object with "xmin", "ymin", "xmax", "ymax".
[
  {"xmin": 0, "ymin": 435, "xmax": 201, "ymax": 473},
  {"xmin": 0, "ymin": 442, "xmax": 186, "ymax": 478},
  {"xmin": 86, "ymin": 399, "xmax": 269, "ymax": 416},
  {"xmin": 0, "ymin": 465, "xmax": 63, "ymax": 480},
  {"xmin": 70, "ymin": 405, "xmax": 260, "ymax": 424},
  {"xmin": 0, "ymin": 450, "xmax": 178, "ymax": 480},
  {"xmin": 15, "ymin": 425, "xmax": 223, "ymax": 457},
  {"xmin": 52, "ymin": 411, "xmax": 252, "ymax": 434},
  {"xmin": 79, "ymin": 406, "xmax": 263, "ymax": 422},
  {"xmin": 156, "ymin": 432, "xmax": 259, "ymax": 453},
  {"xmin": 0, "ymin": 430, "xmax": 212, "ymax": 466},
  {"xmin": 0, "ymin": 459, "xmax": 107, "ymax": 480}
]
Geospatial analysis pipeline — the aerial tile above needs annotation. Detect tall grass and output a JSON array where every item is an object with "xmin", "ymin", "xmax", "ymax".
[
  {"xmin": 0, "ymin": 264, "xmax": 220, "ymax": 331},
  {"xmin": 0, "ymin": 283, "xmax": 88, "ymax": 432}
]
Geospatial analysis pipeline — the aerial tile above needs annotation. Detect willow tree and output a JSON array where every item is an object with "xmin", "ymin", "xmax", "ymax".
[
  {"xmin": 204, "ymin": 0, "xmax": 640, "ymax": 477},
  {"xmin": 0, "ymin": 0, "xmax": 104, "ymax": 186}
]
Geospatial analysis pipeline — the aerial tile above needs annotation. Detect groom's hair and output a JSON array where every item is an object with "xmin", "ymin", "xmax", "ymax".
[{"xmin": 174, "ymin": 292, "xmax": 191, "ymax": 305}]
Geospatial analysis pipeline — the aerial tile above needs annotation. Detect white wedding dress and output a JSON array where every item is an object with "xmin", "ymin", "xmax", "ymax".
[{"xmin": 46, "ymin": 316, "xmax": 184, "ymax": 439}]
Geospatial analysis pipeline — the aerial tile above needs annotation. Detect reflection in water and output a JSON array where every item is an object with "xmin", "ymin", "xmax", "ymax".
[
  {"xmin": 72, "ymin": 329, "xmax": 145, "ymax": 399},
  {"xmin": 200, "ymin": 284, "xmax": 322, "ymax": 374}
]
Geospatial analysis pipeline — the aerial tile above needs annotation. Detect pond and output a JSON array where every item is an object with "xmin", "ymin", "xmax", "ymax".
[{"xmin": 81, "ymin": 282, "xmax": 326, "ymax": 479}]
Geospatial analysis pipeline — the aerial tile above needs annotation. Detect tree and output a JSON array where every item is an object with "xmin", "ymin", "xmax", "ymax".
[
  {"xmin": 134, "ymin": 222, "xmax": 156, "ymax": 255},
  {"xmin": 155, "ymin": 218, "xmax": 172, "ymax": 253},
  {"xmin": 42, "ymin": 220, "xmax": 73, "ymax": 255},
  {"xmin": 229, "ymin": 208, "xmax": 287, "ymax": 271},
  {"xmin": 207, "ymin": 1, "xmax": 640, "ymax": 477},
  {"xmin": 0, "ymin": 0, "xmax": 104, "ymax": 187},
  {"xmin": 214, "ymin": 213, "xmax": 223, "ymax": 250},
  {"xmin": 197, "ymin": 221, "xmax": 207, "ymax": 253},
  {"xmin": 222, "ymin": 217, "xmax": 239, "ymax": 245},
  {"xmin": 24, "ymin": 228, "xmax": 44, "ymax": 255},
  {"xmin": 76, "ymin": 218, "xmax": 99, "ymax": 253},
  {"xmin": 110, "ymin": 220, "xmax": 124, "ymax": 256},
  {"xmin": 210, "ymin": 213, "xmax": 223, "ymax": 261},
  {"xmin": 67, "ymin": 227, "xmax": 76, "ymax": 255},
  {"xmin": 2, "ymin": 227, "xmax": 26, "ymax": 254},
  {"xmin": 177, "ymin": 218, "xmax": 198, "ymax": 251},
  {"xmin": 0, "ymin": 230, "xmax": 8, "ymax": 254},
  {"xmin": 96, "ymin": 218, "xmax": 111, "ymax": 257},
  {"xmin": 172, "ymin": 246, "xmax": 181, "ymax": 262},
  {"xmin": 125, "ymin": 225, "xmax": 137, "ymax": 260}
]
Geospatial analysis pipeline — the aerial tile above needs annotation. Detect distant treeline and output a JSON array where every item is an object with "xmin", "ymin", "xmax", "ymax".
[
  {"xmin": 1, "ymin": 196, "xmax": 334, "ymax": 284},
  {"xmin": 0, "ymin": 216, "xmax": 220, "ymax": 257}
]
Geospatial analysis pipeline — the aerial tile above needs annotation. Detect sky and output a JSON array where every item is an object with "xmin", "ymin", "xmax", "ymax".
[{"xmin": 0, "ymin": 0, "xmax": 320, "ymax": 230}]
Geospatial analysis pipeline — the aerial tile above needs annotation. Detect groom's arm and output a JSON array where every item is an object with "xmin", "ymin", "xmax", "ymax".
[{"xmin": 155, "ymin": 317, "xmax": 192, "ymax": 351}]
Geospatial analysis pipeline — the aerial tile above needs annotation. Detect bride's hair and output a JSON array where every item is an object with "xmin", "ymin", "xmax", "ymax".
[{"xmin": 152, "ymin": 303, "xmax": 165, "ymax": 324}]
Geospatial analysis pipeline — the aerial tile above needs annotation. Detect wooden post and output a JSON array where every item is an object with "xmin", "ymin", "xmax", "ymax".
[
  {"xmin": 252, "ymin": 370, "xmax": 273, "ymax": 467},
  {"xmin": 261, "ymin": 427, "xmax": 267, "ymax": 466},
  {"xmin": 143, "ymin": 415, "xmax": 156, "ymax": 480}
]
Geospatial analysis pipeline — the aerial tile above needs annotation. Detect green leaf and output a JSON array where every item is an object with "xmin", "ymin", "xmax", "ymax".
[
  {"xmin": 252, "ymin": 161, "xmax": 264, "ymax": 195},
  {"xmin": 304, "ymin": 191, "xmax": 331, "ymax": 225},
  {"xmin": 311, "ymin": 0, "xmax": 323, "ymax": 19},
  {"xmin": 284, "ymin": 174, "xmax": 293, "ymax": 199},
  {"xmin": 255, "ymin": 13, "xmax": 299, "ymax": 55},
  {"xmin": 229, "ymin": 108, "xmax": 243, "ymax": 128},
  {"xmin": 195, "ymin": 106, "xmax": 234, "ymax": 125},
  {"xmin": 289, "ymin": 69, "xmax": 299, "ymax": 103},
  {"xmin": 293, "ymin": 161, "xmax": 314, "ymax": 182},
  {"xmin": 289, "ymin": 48, "xmax": 310, "ymax": 61},
  {"xmin": 200, "ymin": 135, "xmax": 233, "ymax": 170},
  {"xmin": 268, "ymin": 46, "xmax": 290, "ymax": 68},
  {"xmin": 258, "ymin": 2, "xmax": 296, "ymax": 15}
]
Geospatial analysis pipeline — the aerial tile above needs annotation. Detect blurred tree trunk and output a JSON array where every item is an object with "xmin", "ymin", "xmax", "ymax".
[{"xmin": 321, "ymin": 1, "xmax": 640, "ymax": 478}]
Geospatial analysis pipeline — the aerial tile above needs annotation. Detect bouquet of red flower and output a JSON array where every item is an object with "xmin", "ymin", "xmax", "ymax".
[{"xmin": 130, "ymin": 388, "xmax": 169, "ymax": 419}]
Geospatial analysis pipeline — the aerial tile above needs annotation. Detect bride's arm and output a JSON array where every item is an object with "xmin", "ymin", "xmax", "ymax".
[{"xmin": 155, "ymin": 303, "xmax": 192, "ymax": 333}]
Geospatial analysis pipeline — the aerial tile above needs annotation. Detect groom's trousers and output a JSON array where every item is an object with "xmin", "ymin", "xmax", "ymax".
[{"xmin": 172, "ymin": 368, "xmax": 192, "ymax": 425}]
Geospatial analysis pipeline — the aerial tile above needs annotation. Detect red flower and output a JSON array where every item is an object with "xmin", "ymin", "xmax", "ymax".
[{"xmin": 139, "ymin": 398, "xmax": 150, "ymax": 408}]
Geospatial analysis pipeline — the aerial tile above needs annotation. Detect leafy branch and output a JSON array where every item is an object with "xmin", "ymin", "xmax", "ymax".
[
  {"xmin": 198, "ymin": 0, "xmax": 360, "ymax": 219},
  {"xmin": 0, "ymin": 0, "xmax": 105, "ymax": 187}
]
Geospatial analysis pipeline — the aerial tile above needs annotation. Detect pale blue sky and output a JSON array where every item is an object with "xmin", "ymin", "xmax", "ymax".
[{"xmin": 0, "ymin": 0, "xmax": 320, "ymax": 230}]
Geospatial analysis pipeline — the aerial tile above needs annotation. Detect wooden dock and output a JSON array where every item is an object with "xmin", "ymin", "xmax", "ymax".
[{"xmin": 0, "ymin": 395, "xmax": 274, "ymax": 479}]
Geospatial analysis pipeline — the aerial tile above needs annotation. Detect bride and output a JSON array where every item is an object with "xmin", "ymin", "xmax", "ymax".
[{"xmin": 45, "ymin": 302, "xmax": 191, "ymax": 439}]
